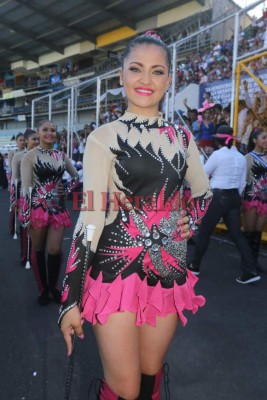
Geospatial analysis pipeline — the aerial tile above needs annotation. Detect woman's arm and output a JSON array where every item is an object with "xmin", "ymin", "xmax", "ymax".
[
  {"xmin": 63, "ymin": 155, "xmax": 79, "ymax": 195},
  {"xmin": 10, "ymin": 153, "xmax": 21, "ymax": 207},
  {"xmin": 59, "ymin": 132, "xmax": 112, "ymax": 325},
  {"xmin": 183, "ymin": 134, "xmax": 213, "ymax": 228},
  {"xmin": 19, "ymin": 151, "xmax": 34, "ymax": 227},
  {"xmin": 245, "ymin": 154, "xmax": 253, "ymax": 183}
]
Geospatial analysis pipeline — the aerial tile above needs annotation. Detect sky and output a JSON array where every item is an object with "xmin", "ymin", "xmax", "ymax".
[{"xmin": 232, "ymin": 0, "xmax": 265, "ymax": 17}]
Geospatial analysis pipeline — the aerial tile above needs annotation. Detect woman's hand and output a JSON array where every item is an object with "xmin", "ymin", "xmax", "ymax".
[
  {"xmin": 60, "ymin": 306, "xmax": 84, "ymax": 356},
  {"xmin": 177, "ymin": 210, "xmax": 190, "ymax": 239}
]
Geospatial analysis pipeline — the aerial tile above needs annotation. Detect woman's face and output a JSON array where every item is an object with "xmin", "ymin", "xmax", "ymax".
[
  {"xmin": 120, "ymin": 44, "xmax": 171, "ymax": 116},
  {"xmin": 26, "ymin": 133, "xmax": 39, "ymax": 150},
  {"xmin": 38, "ymin": 122, "xmax": 57, "ymax": 148},
  {"xmin": 16, "ymin": 136, "xmax": 25, "ymax": 150},
  {"xmin": 255, "ymin": 131, "xmax": 267, "ymax": 150}
]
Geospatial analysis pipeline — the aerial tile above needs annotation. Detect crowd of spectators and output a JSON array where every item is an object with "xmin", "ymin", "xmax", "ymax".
[
  {"xmin": 177, "ymin": 79, "xmax": 267, "ymax": 157},
  {"xmin": 175, "ymin": 13, "xmax": 267, "ymax": 93}
]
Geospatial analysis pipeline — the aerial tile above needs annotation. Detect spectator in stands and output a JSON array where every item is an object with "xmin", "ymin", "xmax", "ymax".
[
  {"xmin": 183, "ymin": 98, "xmax": 201, "ymax": 140},
  {"xmin": 240, "ymin": 109, "xmax": 257, "ymax": 154},
  {"xmin": 72, "ymin": 135, "xmax": 80, "ymax": 163},
  {"xmin": 4, "ymin": 153, "xmax": 9, "ymax": 171},
  {"xmin": 242, "ymin": 128, "xmax": 267, "ymax": 272},
  {"xmin": 198, "ymin": 107, "xmax": 215, "ymax": 153},
  {"xmin": 213, "ymin": 41, "xmax": 221, "ymax": 57},
  {"xmin": 84, "ymin": 123, "xmax": 95, "ymax": 138},
  {"xmin": 213, "ymin": 104, "xmax": 227, "ymax": 130},
  {"xmin": 243, "ymin": 80, "xmax": 266, "ymax": 117},
  {"xmin": 202, "ymin": 91, "xmax": 214, "ymax": 109},
  {"xmin": 237, "ymin": 99, "xmax": 248, "ymax": 143},
  {"xmin": 78, "ymin": 130, "xmax": 86, "ymax": 159},
  {"xmin": 188, "ymin": 125, "xmax": 260, "ymax": 284},
  {"xmin": 75, "ymin": 161, "xmax": 83, "ymax": 192},
  {"xmin": 222, "ymin": 105, "xmax": 231, "ymax": 126},
  {"xmin": 53, "ymin": 132, "xmax": 60, "ymax": 150},
  {"xmin": 199, "ymin": 68, "xmax": 208, "ymax": 84},
  {"xmin": 59, "ymin": 135, "xmax": 67, "ymax": 153},
  {"xmin": 190, "ymin": 109, "xmax": 201, "ymax": 141}
]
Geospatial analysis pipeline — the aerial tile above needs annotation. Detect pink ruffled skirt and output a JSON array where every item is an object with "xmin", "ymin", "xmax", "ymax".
[
  {"xmin": 243, "ymin": 200, "xmax": 267, "ymax": 215},
  {"xmin": 31, "ymin": 208, "xmax": 72, "ymax": 229},
  {"xmin": 82, "ymin": 270, "xmax": 205, "ymax": 327}
]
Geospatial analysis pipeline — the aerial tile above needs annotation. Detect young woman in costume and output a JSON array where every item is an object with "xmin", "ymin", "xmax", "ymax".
[
  {"xmin": 60, "ymin": 32, "xmax": 212, "ymax": 399},
  {"xmin": 20, "ymin": 121, "xmax": 79, "ymax": 305},
  {"xmin": 8, "ymin": 133, "xmax": 25, "ymax": 235},
  {"xmin": 11, "ymin": 129, "xmax": 39, "ymax": 266},
  {"xmin": 242, "ymin": 128, "xmax": 267, "ymax": 271}
]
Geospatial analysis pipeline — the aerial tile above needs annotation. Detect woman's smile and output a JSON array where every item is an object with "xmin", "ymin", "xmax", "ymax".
[{"xmin": 135, "ymin": 87, "xmax": 154, "ymax": 96}]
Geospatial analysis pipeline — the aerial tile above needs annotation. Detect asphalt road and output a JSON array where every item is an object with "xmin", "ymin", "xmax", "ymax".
[{"xmin": 0, "ymin": 188, "xmax": 266, "ymax": 400}]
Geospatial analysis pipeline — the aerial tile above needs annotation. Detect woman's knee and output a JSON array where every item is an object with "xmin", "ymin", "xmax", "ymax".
[
  {"xmin": 104, "ymin": 364, "xmax": 141, "ymax": 399},
  {"xmin": 46, "ymin": 229, "xmax": 64, "ymax": 254},
  {"xmin": 47, "ymin": 247, "xmax": 62, "ymax": 255},
  {"xmin": 110, "ymin": 380, "xmax": 140, "ymax": 399},
  {"xmin": 140, "ymin": 363, "xmax": 163, "ymax": 376},
  {"xmin": 31, "ymin": 238, "xmax": 45, "ymax": 252}
]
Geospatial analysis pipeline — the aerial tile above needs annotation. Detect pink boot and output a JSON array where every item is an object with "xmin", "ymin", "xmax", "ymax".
[
  {"xmin": 99, "ymin": 380, "xmax": 125, "ymax": 399},
  {"xmin": 20, "ymin": 226, "xmax": 28, "ymax": 265}
]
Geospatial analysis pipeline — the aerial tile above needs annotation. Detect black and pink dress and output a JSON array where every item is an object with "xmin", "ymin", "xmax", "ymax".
[
  {"xmin": 59, "ymin": 112, "xmax": 212, "ymax": 327},
  {"xmin": 243, "ymin": 151, "xmax": 267, "ymax": 215},
  {"xmin": 20, "ymin": 147, "xmax": 79, "ymax": 229}
]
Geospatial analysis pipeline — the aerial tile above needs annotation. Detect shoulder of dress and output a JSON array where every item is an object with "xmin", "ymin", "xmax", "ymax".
[
  {"xmin": 23, "ymin": 147, "xmax": 37, "ymax": 158},
  {"xmin": 89, "ymin": 122, "xmax": 117, "ymax": 144},
  {"xmin": 13, "ymin": 151, "xmax": 24, "ymax": 161},
  {"xmin": 175, "ymin": 124, "xmax": 192, "ymax": 147}
]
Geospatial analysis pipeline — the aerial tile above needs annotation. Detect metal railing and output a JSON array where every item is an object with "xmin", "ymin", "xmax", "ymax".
[{"xmin": 29, "ymin": 0, "xmax": 265, "ymax": 157}]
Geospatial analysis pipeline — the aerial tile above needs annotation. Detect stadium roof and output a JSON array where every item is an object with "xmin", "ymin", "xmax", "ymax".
[{"xmin": 0, "ymin": 0, "xmax": 205, "ymax": 74}]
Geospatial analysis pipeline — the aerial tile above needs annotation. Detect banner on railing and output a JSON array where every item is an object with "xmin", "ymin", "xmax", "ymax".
[{"xmin": 199, "ymin": 68, "xmax": 267, "ymax": 107}]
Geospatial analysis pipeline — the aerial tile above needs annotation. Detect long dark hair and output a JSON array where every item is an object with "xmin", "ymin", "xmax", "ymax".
[
  {"xmin": 121, "ymin": 31, "xmax": 172, "ymax": 73},
  {"xmin": 24, "ymin": 128, "xmax": 37, "ymax": 141},
  {"xmin": 15, "ymin": 132, "xmax": 24, "ymax": 141},
  {"xmin": 247, "ymin": 128, "xmax": 265, "ymax": 153}
]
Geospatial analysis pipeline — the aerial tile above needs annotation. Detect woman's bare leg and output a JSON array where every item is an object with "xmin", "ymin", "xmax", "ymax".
[
  {"xmin": 46, "ymin": 225, "xmax": 65, "ymax": 254},
  {"xmin": 93, "ymin": 311, "xmax": 141, "ymax": 399},
  {"xmin": 140, "ymin": 313, "xmax": 178, "ymax": 374},
  {"xmin": 46, "ymin": 225, "xmax": 65, "ymax": 302},
  {"xmin": 243, "ymin": 208, "xmax": 259, "ymax": 232},
  {"xmin": 30, "ymin": 227, "xmax": 48, "ymax": 251},
  {"xmin": 94, "ymin": 311, "xmax": 178, "ymax": 398},
  {"xmin": 255, "ymin": 214, "xmax": 267, "ymax": 233}
]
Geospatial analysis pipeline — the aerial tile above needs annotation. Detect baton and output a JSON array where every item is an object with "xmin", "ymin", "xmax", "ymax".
[
  {"xmin": 25, "ymin": 187, "xmax": 32, "ymax": 270},
  {"xmin": 13, "ymin": 179, "xmax": 18, "ymax": 240},
  {"xmin": 64, "ymin": 224, "xmax": 96, "ymax": 400}
]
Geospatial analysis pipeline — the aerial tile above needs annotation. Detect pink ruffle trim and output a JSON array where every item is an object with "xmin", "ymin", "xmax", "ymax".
[
  {"xmin": 82, "ymin": 270, "xmax": 205, "ymax": 327},
  {"xmin": 243, "ymin": 200, "xmax": 267, "ymax": 215},
  {"xmin": 31, "ymin": 208, "xmax": 71, "ymax": 229}
]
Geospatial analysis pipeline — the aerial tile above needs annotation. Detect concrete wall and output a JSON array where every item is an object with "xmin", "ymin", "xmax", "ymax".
[{"xmin": 211, "ymin": 0, "xmax": 251, "ymax": 42}]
